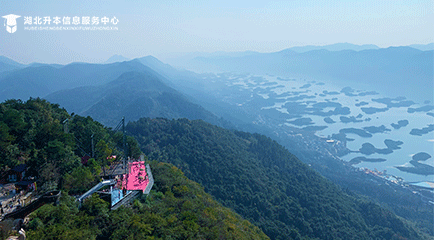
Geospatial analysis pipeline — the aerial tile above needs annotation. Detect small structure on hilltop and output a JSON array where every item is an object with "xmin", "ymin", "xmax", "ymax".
[
  {"xmin": 1, "ymin": 164, "xmax": 27, "ymax": 183},
  {"xmin": 110, "ymin": 160, "xmax": 154, "ymax": 210},
  {"xmin": 77, "ymin": 118, "xmax": 154, "ymax": 209},
  {"xmin": 77, "ymin": 156, "xmax": 154, "ymax": 210}
]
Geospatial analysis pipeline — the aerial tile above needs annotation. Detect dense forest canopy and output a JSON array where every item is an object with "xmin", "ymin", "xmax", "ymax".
[
  {"xmin": 26, "ymin": 161, "xmax": 269, "ymax": 240},
  {"xmin": 0, "ymin": 98, "xmax": 140, "ymax": 192},
  {"xmin": 0, "ymin": 99, "xmax": 268, "ymax": 239},
  {"xmin": 127, "ymin": 118, "xmax": 422, "ymax": 240}
]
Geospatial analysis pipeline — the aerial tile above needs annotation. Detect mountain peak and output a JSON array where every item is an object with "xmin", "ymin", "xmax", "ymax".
[
  {"xmin": 0, "ymin": 55, "xmax": 25, "ymax": 73},
  {"xmin": 104, "ymin": 54, "xmax": 130, "ymax": 64}
]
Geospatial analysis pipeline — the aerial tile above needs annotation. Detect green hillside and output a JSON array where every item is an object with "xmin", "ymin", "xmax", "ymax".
[
  {"xmin": 0, "ymin": 99, "xmax": 266, "ymax": 240},
  {"xmin": 127, "ymin": 118, "xmax": 422, "ymax": 240},
  {"xmin": 27, "ymin": 161, "xmax": 269, "ymax": 240}
]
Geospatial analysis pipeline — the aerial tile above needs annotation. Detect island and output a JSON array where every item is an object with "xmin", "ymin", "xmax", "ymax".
[
  {"xmin": 361, "ymin": 107, "xmax": 389, "ymax": 114},
  {"xmin": 301, "ymin": 126, "xmax": 328, "ymax": 132},
  {"xmin": 340, "ymin": 87, "xmax": 378, "ymax": 97},
  {"xmin": 384, "ymin": 139, "xmax": 403, "ymax": 150},
  {"xmin": 391, "ymin": 120, "xmax": 409, "ymax": 129},
  {"xmin": 330, "ymin": 132, "xmax": 354, "ymax": 144},
  {"xmin": 287, "ymin": 117, "xmax": 314, "ymax": 126},
  {"xmin": 340, "ymin": 116, "xmax": 363, "ymax": 123},
  {"xmin": 359, "ymin": 143, "xmax": 393, "ymax": 155},
  {"xmin": 355, "ymin": 101, "xmax": 369, "ymax": 107},
  {"xmin": 349, "ymin": 156, "xmax": 387, "ymax": 165},
  {"xmin": 363, "ymin": 125, "xmax": 391, "ymax": 134},
  {"xmin": 357, "ymin": 91, "xmax": 378, "ymax": 96},
  {"xmin": 396, "ymin": 161, "xmax": 434, "ymax": 176},
  {"xmin": 339, "ymin": 128, "xmax": 372, "ymax": 138},
  {"xmin": 324, "ymin": 117, "xmax": 336, "ymax": 124},
  {"xmin": 312, "ymin": 101, "xmax": 342, "ymax": 109},
  {"xmin": 412, "ymin": 152, "xmax": 431, "ymax": 161},
  {"xmin": 410, "ymin": 124, "xmax": 434, "ymax": 136},
  {"xmin": 332, "ymin": 106, "xmax": 351, "ymax": 115},
  {"xmin": 322, "ymin": 90, "xmax": 340, "ymax": 95},
  {"xmin": 372, "ymin": 97, "xmax": 415, "ymax": 108},
  {"xmin": 408, "ymin": 105, "xmax": 434, "ymax": 113},
  {"xmin": 286, "ymin": 94, "xmax": 316, "ymax": 101},
  {"xmin": 277, "ymin": 77, "xmax": 294, "ymax": 82},
  {"xmin": 300, "ymin": 83, "xmax": 311, "ymax": 89}
]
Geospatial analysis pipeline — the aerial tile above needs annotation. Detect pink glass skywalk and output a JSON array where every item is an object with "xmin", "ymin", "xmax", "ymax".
[{"xmin": 122, "ymin": 161, "xmax": 149, "ymax": 192}]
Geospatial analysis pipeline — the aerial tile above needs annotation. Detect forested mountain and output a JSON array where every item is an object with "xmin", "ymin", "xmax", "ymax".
[
  {"xmin": 0, "ymin": 60, "xmax": 150, "ymax": 102},
  {"xmin": 46, "ymin": 70, "xmax": 230, "ymax": 128},
  {"xmin": 0, "ymin": 99, "xmax": 267, "ymax": 240},
  {"xmin": 0, "ymin": 56, "xmax": 228, "ymax": 128},
  {"xmin": 126, "ymin": 118, "xmax": 422, "ymax": 240}
]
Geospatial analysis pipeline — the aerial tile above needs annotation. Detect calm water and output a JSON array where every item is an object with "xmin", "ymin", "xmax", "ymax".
[{"xmin": 215, "ymin": 73, "xmax": 434, "ymax": 182}]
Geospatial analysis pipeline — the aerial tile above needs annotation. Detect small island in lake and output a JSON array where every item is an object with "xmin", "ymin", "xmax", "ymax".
[
  {"xmin": 300, "ymin": 83, "xmax": 311, "ymax": 89},
  {"xmin": 355, "ymin": 101, "xmax": 369, "ymax": 107},
  {"xmin": 363, "ymin": 125, "xmax": 391, "ymax": 134},
  {"xmin": 349, "ymin": 156, "xmax": 387, "ymax": 165},
  {"xmin": 372, "ymin": 97, "xmax": 414, "ymax": 108},
  {"xmin": 410, "ymin": 124, "xmax": 434, "ymax": 136},
  {"xmin": 384, "ymin": 139, "xmax": 403, "ymax": 150},
  {"xmin": 408, "ymin": 105, "xmax": 434, "ymax": 113},
  {"xmin": 324, "ymin": 117, "xmax": 335, "ymax": 124},
  {"xmin": 340, "ymin": 128, "xmax": 372, "ymax": 138},
  {"xmin": 391, "ymin": 120, "xmax": 409, "ymax": 129},
  {"xmin": 301, "ymin": 126, "xmax": 328, "ymax": 132},
  {"xmin": 412, "ymin": 152, "xmax": 431, "ymax": 161},
  {"xmin": 287, "ymin": 117, "xmax": 314, "ymax": 126},
  {"xmin": 396, "ymin": 161, "xmax": 434, "ymax": 176},
  {"xmin": 359, "ymin": 143, "xmax": 393, "ymax": 155},
  {"xmin": 361, "ymin": 107, "xmax": 389, "ymax": 114},
  {"xmin": 340, "ymin": 116, "xmax": 363, "ymax": 123}
]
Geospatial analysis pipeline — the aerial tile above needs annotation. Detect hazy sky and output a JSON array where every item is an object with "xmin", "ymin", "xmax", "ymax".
[{"xmin": 1, "ymin": 0, "xmax": 433, "ymax": 64}]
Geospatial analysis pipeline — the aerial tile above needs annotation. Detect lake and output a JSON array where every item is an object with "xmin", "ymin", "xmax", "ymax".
[{"xmin": 205, "ymin": 73, "xmax": 434, "ymax": 183}]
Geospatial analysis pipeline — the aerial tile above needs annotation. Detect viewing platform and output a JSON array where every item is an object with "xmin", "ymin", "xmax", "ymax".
[{"xmin": 79, "ymin": 160, "xmax": 154, "ymax": 210}]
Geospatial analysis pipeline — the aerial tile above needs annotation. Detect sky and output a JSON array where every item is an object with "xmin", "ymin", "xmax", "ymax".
[{"xmin": 0, "ymin": 0, "xmax": 433, "ymax": 64}]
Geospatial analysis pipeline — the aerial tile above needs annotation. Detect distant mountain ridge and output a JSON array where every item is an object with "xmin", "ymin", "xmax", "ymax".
[
  {"xmin": 0, "ymin": 56, "xmax": 25, "ymax": 73},
  {"xmin": 0, "ymin": 57, "xmax": 230, "ymax": 128},
  {"xmin": 181, "ymin": 46, "xmax": 433, "ymax": 103},
  {"xmin": 408, "ymin": 43, "xmax": 434, "ymax": 51},
  {"xmin": 0, "ymin": 60, "xmax": 150, "ymax": 102},
  {"xmin": 287, "ymin": 43, "xmax": 380, "ymax": 53},
  {"xmin": 45, "ymin": 67, "xmax": 230, "ymax": 128}
]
